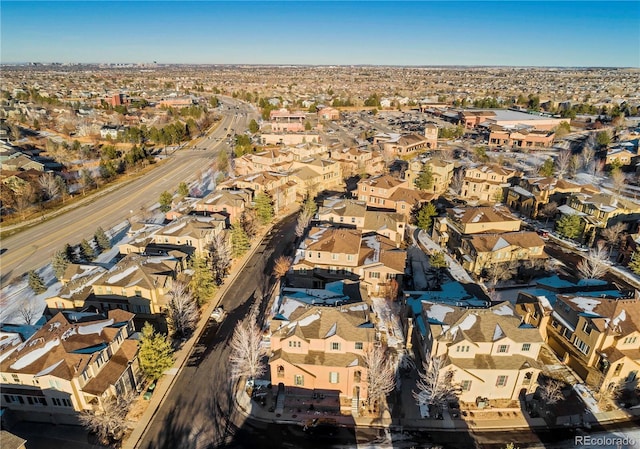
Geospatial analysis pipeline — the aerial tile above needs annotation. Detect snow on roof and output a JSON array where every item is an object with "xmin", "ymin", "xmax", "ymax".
[
  {"xmin": 538, "ymin": 295, "xmax": 553, "ymax": 310},
  {"xmin": 106, "ymin": 265, "xmax": 139, "ymax": 284},
  {"xmin": 612, "ymin": 309, "xmax": 626, "ymax": 327},
  {"xmin": 449, "ymin": 313, "xmax": 477, "ymax": 338},
  {"xmin": 161, "ymin": 220, "xmax": 187, "ymax": 235},
  {"xmin": 362, "ymin": 235, "xmax": 381, "ymax": 265},
  {"xmin": 425, "ymin": 304, "xmax": 455, "ymax": 323},
  {"xmin": 34, "ymin": 359, "xmax": 64, "ymax": 377},
  {"xmin": 493, "ymin": 324, "xmax": 505, "ymax": 341},
  {"xmin": 70, "ymin": 265, "xmax": 100, "ymax": 281},
  {"xmin": 10, "ymin": 338, "xmax": 60, "ymax": 370},
  {"xmin": 471, "ymin": 212, "xmax": 484, "ymax": 223},
  {"xmin": 77, "ymin": 319, "xmax": 114, "ymax": 336},
  {"xmin": 205, "ymin": 193, "xmax": 223, "ymax": 204},
  {"xmin": 297, "ymin": 312, "xmax": 321, "ymax": 327},
  {"xmin": 569, "ymin": 297, "xmax": 601, "ymax": 314},
  {"xmin": 348, "ymin": 303, "xmax": 368, "ymax": 312},
  {"xmin": 493, "ymin": 304, "xmax": 514, "ymax": 316},
  {"xmin": 325, "ymin": 322, "xmax": 337, "ymax": 338}
]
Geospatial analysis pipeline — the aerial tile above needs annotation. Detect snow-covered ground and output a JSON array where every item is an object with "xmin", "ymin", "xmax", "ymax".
[
  {"xmin": 370, "ymin": 296, "xmax": 404, "ymax": 349},
  {"xmin": 416, "ymin": 230, "xmax": 475, "ymax": 284}
]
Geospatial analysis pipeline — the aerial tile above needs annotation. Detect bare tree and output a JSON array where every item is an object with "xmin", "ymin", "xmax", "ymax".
[
  {"xmin": 577, "ymin": 241, "xmax": 609, "ymax": 280},
  {"xmin": 439, "ymin": 147, "xmax": 454, "ymax": 161},
  {"xmin": 79, "ymin": 393, "xmax": 135, "ymax": 446},
  {"xmin": 228, "ymin": 312, "xmax": 269, "ymax": 382},
  {"xmin": 14, "ymin": 301, "xmax": 42, "ymax": 325},
  {"xmin": 601, "ymin": 222, "xmax": 626, "ymax": 255},
  {"xmin": 273, "ymin": 255, "xmax": 292, "ymax": 280},
  {"xmin": 413, "ymin": 355, "xmax": 456, "ymax": 416},
  {"xmin": 485, "ymin": 261, "xmax": 518, "ymax": 286},
  {"xmin": 539, "ymin": 379, "xmax": 564, "ymax": 406},
  {"xmin": 555, "ymin": 150, "xmax": 572, "ymax": 179},
  {"xmin": 363, "ymin": 344, "xmax": 396, "ymax": 411},
  {"xmin": 450, "ymin": 170, "xmax": 465, "ymax": 195},
  {"xmin": 166, "ymin": 282, "xmax": 199, "ymax": 338},
  {"xmin": 38, "ymin": 172, "xmax": 60, "ymax": 201},
  {"xmin": 611, "ymin": 169, "xmax": 626, "ymax": 195},
  {"xmin": 208, "ymin": 231, "xmax": 232, "ymax": 285},
  {"xmin": 569, "ymin": 154, "xmax": 582, "ymax": 177},
  {"xmin": 538, "ymin": 201, "xmax": 558, "ymax": 224},
  {"xmin": 14, "ymin": 183, "xmax": 36, "ymax": 219},
  {"xmin": 295, "ymin": 209, "xmax": 313, "ymax": 238}
]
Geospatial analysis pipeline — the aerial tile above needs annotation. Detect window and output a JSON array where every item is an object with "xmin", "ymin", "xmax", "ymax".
[
  {"xmin": 294, "ymin": 375, "xmax": 304, "ymax": 386},
  {"xmin": 521, "ymin": 343, "xmax": 531, "ymax": 352},
  {"xmin": 329, "ymin": 372, "xmax": 339, "ymax": 384},
  {"xmin": 339, "ymin": 217, "xmax": 344, "ymax": 223},
  {"xmin": 355, "ymin": 342, "xmax": 363, "ymax": 350},
  {"xmin": 456, "ymin": 345, "xmax": 469, "ymax": 353},
  {"xmin": 461, "ymin": 380, "xmax": 472, "ymax": 391},
  {"xmin": 497, "ymin": 345, "xmax": 509, "ymax": 354},
  {"xmin": 347, "ymin": 255, "xmax": 354, "ymax": 262},
  {"xmin": 523, "ymin": 372, "xmax": 533, "ymax": 385},
  {"xmin": 332, "ymin": 254, "xmax": 338, "ymax": 261},
  {"xmin": 288, "ymin": 341, "xmax": 301, "ymax": 348},
  {"xmin": 351, "ymin": 217, "xmax": 356, "ymax": 223},
  {"xmin": 354, "ymin": 370, "xmax": 362, "ymax": 382},
  {"xmin": 624, "ymin": 336, "xmax": 638, "ymax": 345},
  {"xmin": 582, "ymin": 321, "xmax": 590, "ymax": 334},
  {"xmin": 277, "ymin": 365, "xmax": 285, "ymax": 378},
  {"xmin": 369, "ymin": 272, "xmax": 380, "ymax": 279},
  {"xmin": 613, "ymin": 363, "xmax": 623, "ymax": 376},
  {"xmin": 496, "ymin": 375, "xmax": 508, "ymax": 387},
  {"xmin": 331, "ymin": 342, "xmax": 341, "ymax": 351},
  {"xmin": 12, "ymin": 374, "xmax": 19, "ymax": 383},
  {"xmin": 317, "ymin": 252, "xmax": 321, "ymax": 259},
  {"xmin": 135, "ymin": 290, "xmax": 142, "ymax": 297},
  {"xmin": 573, "ymin": 337, "xmax": 590, "ymax": 355}
]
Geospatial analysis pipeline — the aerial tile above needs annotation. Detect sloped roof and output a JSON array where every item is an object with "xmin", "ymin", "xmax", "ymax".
[
  {"xmin": 468, "ymin": 231, "xmax": 545, "ymax": 253},
  {"xmin": 448, "ymin": 206, "xmax": 518, "ymax": 225},
  {"xmin": 305, "ymin": 227, "xmax": 361, "ymax": 255}
]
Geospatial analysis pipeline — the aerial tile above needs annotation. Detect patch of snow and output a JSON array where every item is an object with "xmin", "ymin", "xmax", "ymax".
[
  {"xmin": 325, "ymin": 322, "xmax": 337, "ymax": 338},
  {"xmin": 493, "ymin": 324, "xmax": 505, "ymax": 341},
  {"xmin": 362, "ymin": 235, "xmax": 381, "ymax": 265},
  {"xmin": 492, "ymin": 304, "xmax": 514, "ymax": 316},
  {"xmin": 162, "ymin": 221, "xmax": 187, "ymax": 235},
  {"xmin": 77, "ymin": 319, "xmax": 114, "ymax": 335},
  {"xmin": 348, "ymin": 303, "xmax": 368, "ymax": 312},
  {"xmin": 612, "ymin": 309, "xmax": 626, "ymax": 327},
  {"xmin": 569, "ymin": 297, "xmax": 601, "ymax": 314},
  {"xmin": 425, "ymin": 304, "xmax": 455, "ymax": 323},
  {"xmin": 106, "ymin": 266, "xmax": 138, "ymax": 284},
  {"xmin": 297, "ymin": 313, "xmax": 321, "ymax": 327},
  {"xmin": 573, "ymin": 383, "xmax": 601, "ymax": 414},
  {"xmin": 10, "ymin": 338, "xmax": 60, "ymax": 370},
  {"xmin": 277, "ymin": 297, "xmax": 304, "ymax": 320},
  {"xmin": 449, "ymin": 313, "xmax": 477, "ymax": 338},
  {"xmin": 34, "ymin": 359, "xmax": 64, "ymax": 377}
]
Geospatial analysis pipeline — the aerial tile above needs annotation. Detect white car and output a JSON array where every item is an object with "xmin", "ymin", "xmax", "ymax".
[{"xmin": 210, "ymin": 307, "xmax": 226, "ymax": 323}]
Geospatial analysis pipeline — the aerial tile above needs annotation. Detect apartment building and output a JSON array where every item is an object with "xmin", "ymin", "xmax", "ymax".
[
  {"xmin": 461, "ymin": 165, "xmax": 519, "ymax": 203},
  {"xmin": 506, "ymin": 177, "xmax": 586, "ymax": 219},
  {"xmin": 270, "ymin": 108, "xmax": 306, "ymax": 132},
  {"xmin": 291, "ymin": 226, "xmax": 406, "ymax": 295},
  {"xmin": 404, "ymin": 158, "xmax": 455, "ymax": 196},
  {"xmin": 414, "ymin": 302, "xmax": 544, "ymax": 403},
  {"xmin": 0, "ymin": 310, "xmax": 140, "ymax": 424},
  {"xmin": 269, "ymin": 291, "xmax": 375, "ymax": 414},
  {"xmin": 234, "ymin": 147, "xmax": 294, "ymax": 176},
  {"xmin": 330, "ymin": 147, "xmax": 385, "ymax": 178},
  {"xmin": 149, "ymin": 215, "xmax": 226, "ymax": 254},
  {"xmin": 544, "ymin": 294, "xmax": 640, "ymax": 393},
  {"xmin": 488, "ymin": 127, "xmax": 555, "ymax": 149},
  {"xmin": 193, "ymin": 189, "xmax": 252, "ymax": 224}
]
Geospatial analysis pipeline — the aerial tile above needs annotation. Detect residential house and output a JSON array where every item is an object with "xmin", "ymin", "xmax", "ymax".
[
  {"xmin": 99, "ymin": 125, "xmax": 123, "ymax": 140},
  {"xmin": 87, "ymin": 254, "xmax": 181, "ymax": 315},
  {"xmin": 291, "ymin": 226, "xmax": 406, "ymax": 295},
  {"xmin": 433, "ymin": 205, "xmax": 521, "ymax": 251},
  {"xmin": 404, "ymin": 157, "xmax": 455, "ymax": 195},
  {"xmin": 219, "ymin": 172, "xmax": 298, "ymax": 212},
  {"xmin": 193, "ymin": 189, "xmax": 251, "ymax": 224},
  {"xmin": 150, "ymin": 215, "xmax": 225, "ymax": 254},
  {"xmin": 290, "ymin": 157, "xmax": 343, "ymax": 195},
  {"xmin": 605, "ymin": 147, "xmax": 637, "ymax": 167},
  {"xmin": 375, "ymin": 133, "xmax": 434, "ymax": 159},
  {"xmin": 461, "ymin": 164, "xmax": 519, "ymax": 203},
  {"xmin": 318, "ymin": 107, "xmax": 341, "ymax": 121},
  {"xmin": 506, "ymin": 177, "xmax": 586, "ymax": 219},
  {"xmin": 1, "ymin": 154, "xmax": 45, "ymax": 172},
  {"xmin": 269, "ymin": 284, "xmax": 376, "ymax": 414},
  {"xmin": 0, "ymin": 310, "xmax": 141, "ymax": 424},
  {"xmin": 234, "ymin": 147, "xmax": 294, "ymax": 176},
  {"xmin": 330, "ymin": 147, "xmax": 385, "ymax": 178},
  {"xmin": 413, "ymin": 302, "xmax": 544, "ymax": 404},
  {"xmin": 544, "ymin": 294, "xmax": 640, "ymax": 393}
]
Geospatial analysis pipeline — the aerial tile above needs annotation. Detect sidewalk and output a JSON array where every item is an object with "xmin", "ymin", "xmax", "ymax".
[{"xmin": 121, "ymin": 219, "xmax": 279, "ymax": 449}]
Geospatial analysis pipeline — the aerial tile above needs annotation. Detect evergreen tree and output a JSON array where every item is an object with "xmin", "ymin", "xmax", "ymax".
[
  {"xmin": 539, "ymin": 158, "xmax": 555, "ymax": 177},
  {"xmin": 79, "ymin": 239, "xmax": 95, "ymax": 261},
  {"xmin": 415, "ymin": 165, "xmax": 434, "ymax": 191},
  {"xmin": 629, "ymin": 249, "xmax": 640, "ymax": 275},
  {"xmin": 254, "ymin": 192, "xmax": 274, "ymax": 225},
  {"xmin": 429, "ymin": 251, "xmax": 448, "ymax": 270},
  {"xmin": 248, "ymin": 119, "xmax": 259, "ymax": 134},
  {"xmin": 64, "ymin": 243, "xmax": 77, "ymax": 263},
  {"xmin": 94, "ymin": 227, "xmax": 111, "ymax": 251},
  {"xmin": 189, "ymin": 254, "xmax": 216, "ymax": 304},
  {"xmin": 416, "ymin": 202, "xmax": 438, "ymax": 231},
  {"xmin": 556, "ymin": 214, "xmax": 584, "ymax": 240},
  {"xmin": 28, "ymin": 270, "xmax": 46, "ymax": 294},
  {"xmin": 231, "ymin": 221, "xmax": 251, "ymax": 257},
  {"xmin": 52, "ymin": 250, "xmax": 70, "ymax": 280},
  {"xmin": 138, "ymin": 322, "xmax": 174, "ymax": 381}
]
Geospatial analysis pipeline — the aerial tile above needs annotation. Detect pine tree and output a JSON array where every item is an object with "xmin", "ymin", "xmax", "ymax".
[
  {"xmin": 28, "ymin": 270, "xmax": 47, "ymax": 294},
  {"xmin": 189, "ymin": 254, "xmax": 215, "ymax": 304},
  {"xmin": 94, "ymin": 227, "xmax": 111, "ymax": 251},
  {"xmin": 254, "ymin": 192, "xmax": 274, "ymax": 225},
  {"xmin": 556, "ymin": 214, "xmax": 584, "ymax": 239},
  {"xmin": 415, "ymin": 165, "xmax": 434, "ymax": 191},
  {"xmin": 52, "ymin": 249, "xmax": 70, "ymax": 280},
  {"xmin": 79, "ymin": 239, "xmax": 95, "ymax": 261},
  {"xmin": 231, "ymin": 221, "xmax": 251, "ymax": 257},
  {"xmin": 416, "ymin": 202, "xmax": 437, "ymax": 231},
  {"xmin": 138, "ymin": 322, "xmax": 174, "ymax": 381},
  {"xmin": 65, "ymin": 243, "xmax": 78, "ymax": 263},
  {"xmin": 628, "ymin": 249, "xmax": 640, "ymax": 275}
]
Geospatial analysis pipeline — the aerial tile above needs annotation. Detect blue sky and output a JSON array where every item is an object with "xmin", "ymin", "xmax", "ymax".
[{"xmin": 2, "ymin": 1, "xmax": 638, "ymax": 67}]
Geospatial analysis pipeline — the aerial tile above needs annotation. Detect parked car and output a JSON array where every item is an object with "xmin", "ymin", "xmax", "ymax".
[{"xmin": 210, "ymin": 306, "xmax": 226, "ymax": 323}]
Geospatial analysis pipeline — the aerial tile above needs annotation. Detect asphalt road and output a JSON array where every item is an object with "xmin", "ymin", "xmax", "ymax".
[
  {"xmin": 0, "ymin": 98, "xmax": 257, "ymax": 288},
  {"xmin": 139, "ymin": 213, "xmax": 300, "ymax": 449}
]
